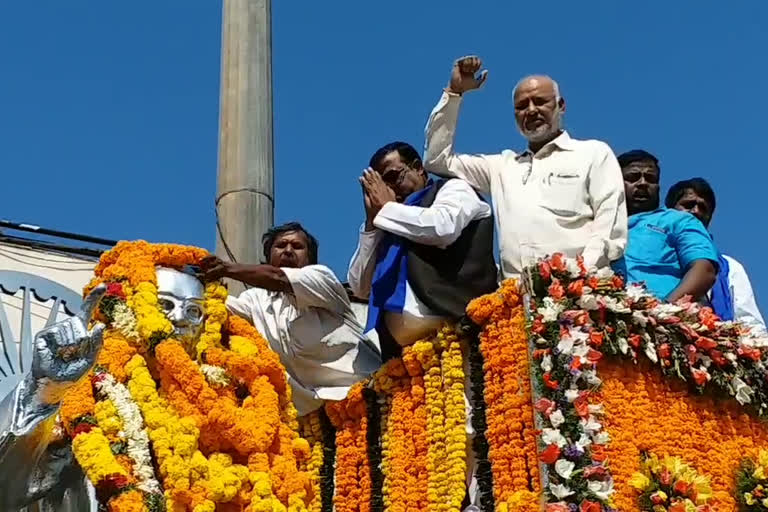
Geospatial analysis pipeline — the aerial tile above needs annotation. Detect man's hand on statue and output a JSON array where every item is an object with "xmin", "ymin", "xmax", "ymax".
[
  {"xmin": 30, "ymin": 284, "xmax": 106, "ymax": 404},
  {"xmin": 201, "ymin": 255, "xmax": 232, "ymax": 281},
  {"xmin": 448, "ymin": 55, "xmax": 488, "ymax": 94},
  {"xmin": 361, "ymin": 168, "xmax": 396, "ymax": 217}
]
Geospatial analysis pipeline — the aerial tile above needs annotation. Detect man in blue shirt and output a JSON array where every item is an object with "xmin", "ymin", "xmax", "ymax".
[{"xmin": 613, "ymin": 150, "xmax": 718, "ymax": 302}]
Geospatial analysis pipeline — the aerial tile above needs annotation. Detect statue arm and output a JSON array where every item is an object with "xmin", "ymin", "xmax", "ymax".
[{"xmin": 0, "ymin": 374, "xmax": 75, "ymax": 508}]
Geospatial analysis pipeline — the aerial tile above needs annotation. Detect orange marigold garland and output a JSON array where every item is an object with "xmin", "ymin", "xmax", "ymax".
[
  {"xmin": 62, "ymin": 241, "xmax": 312, "ymax": 512},
  {"xmin": 467, "ymin": 281, "xmax": 541, "ymax": 511}
]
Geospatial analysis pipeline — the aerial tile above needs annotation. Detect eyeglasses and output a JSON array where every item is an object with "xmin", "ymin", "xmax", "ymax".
[{"xmin": 380, "ymin": 166, "xmax": 410, "ymax": 186}]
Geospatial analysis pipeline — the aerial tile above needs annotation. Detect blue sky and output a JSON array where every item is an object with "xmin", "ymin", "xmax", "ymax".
[{"xmin": 1, "ymin": 2, "xmax": 767, "ymax": 311}]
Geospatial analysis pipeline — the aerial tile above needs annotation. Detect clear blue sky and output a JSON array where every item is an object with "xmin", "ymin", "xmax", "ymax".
[{"xmin": 1, "ymin": 2, "xmax": 766, "ymax": 311}]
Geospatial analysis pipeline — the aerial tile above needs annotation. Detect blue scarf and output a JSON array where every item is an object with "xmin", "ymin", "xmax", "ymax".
[
  {"xmin": 710, "ymin": 253, "xmax": 734, "ymax": 321},
  {"xmin": 365, "ymin": 181, "xmax": 435, "ymax": 333}
]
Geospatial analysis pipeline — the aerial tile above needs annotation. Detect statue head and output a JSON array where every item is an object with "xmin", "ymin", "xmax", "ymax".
[{"xmin": 155, "ymin": 267, "xmax": 205, "ymax": 343}]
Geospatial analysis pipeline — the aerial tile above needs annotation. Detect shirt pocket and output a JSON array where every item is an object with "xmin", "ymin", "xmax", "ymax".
[
  {"xmin": 538, "ymin": 171, "xmax": 585, "ymax": 216},
  {"xmin": 630, "ymin": 226, "xmax": 671, "ymax": 264}
]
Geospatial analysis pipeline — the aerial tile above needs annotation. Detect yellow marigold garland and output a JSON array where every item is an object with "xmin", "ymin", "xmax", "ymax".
[{"xmin": 66, "ymin": 241, "xmax": 311, "ymax": 512}]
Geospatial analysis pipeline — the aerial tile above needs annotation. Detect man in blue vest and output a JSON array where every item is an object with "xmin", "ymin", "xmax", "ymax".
[
  {"xmin": 613, "ymin": 150, "xmax": 718, "ymax": 302},
  {"xmin": 348, "ymin": 141, "xmax": 498, "ymax": 360}
]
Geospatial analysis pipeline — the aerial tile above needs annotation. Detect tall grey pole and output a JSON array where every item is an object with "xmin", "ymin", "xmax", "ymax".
[{"xmin": 215, "ymin": 0, "xmax": 274, "ymax": 294}]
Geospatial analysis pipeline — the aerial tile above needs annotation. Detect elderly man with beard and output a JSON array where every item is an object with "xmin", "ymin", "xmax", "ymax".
[
  {"xmin": 613, "ymin": 150, "xmax": 718, "ymax": 302},
  {"xmin": 424, "ymin": 55, "xmax": 627, "ymax": 279}
]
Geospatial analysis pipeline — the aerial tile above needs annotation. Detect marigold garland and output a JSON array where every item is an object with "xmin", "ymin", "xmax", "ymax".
[
  {"xmin": 63, "ymin": 241, "xmax": 311, "ymax": 512},
  {"xmin": 467, "ymin": 281, "xmax": 541, "ymax": 511}
]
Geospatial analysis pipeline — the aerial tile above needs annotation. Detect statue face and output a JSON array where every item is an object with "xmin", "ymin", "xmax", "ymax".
[{"xmin": 155, "ymin": 267, "xmax": 205, "ymax": 343}]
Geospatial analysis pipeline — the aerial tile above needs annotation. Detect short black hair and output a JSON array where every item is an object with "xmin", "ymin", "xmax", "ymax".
[
  {"xmin": 262, "ymin": 222, "xmax": 319, "ymax": 265},
  {"xmin": 617, "ymin": 149, "xmax": 660, "ymax": 170},
  {"xmin": 664, "ymin": 177, "xmax": 716, "ymax": 213},
  {"xmin": 369, "ymin": 141, "xmax": 422, "ymax": 170}
]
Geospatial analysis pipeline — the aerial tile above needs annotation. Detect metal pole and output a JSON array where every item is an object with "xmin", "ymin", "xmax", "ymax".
[{"xmin": 215, "ymin": 0, "xmax": 274, "ymax": 295}]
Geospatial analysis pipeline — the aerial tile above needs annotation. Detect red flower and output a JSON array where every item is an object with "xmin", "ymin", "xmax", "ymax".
[
  {"xmin": 549, "ymin": 279, "xmax": 566, "ymax": 300},
  {"xmin": 691, "ymin": 368, "xmax": 710, "ymax": 386},
  {"xmin": 546, "ymin": 504, "xmax": 569, "ymax": 512},
  {"xmin": 674, "ymin": 479, "xmax": 692, "ymax": 496},
  {"xmin": 576, "ymin": 255, "xmax": 588, "ymax": 276},
  {"xmin": 534, "ymin": 398, "xmax": 556, "ymax": 415},
  {"xmin": 105, "ymin": 282, "xmax": 125, "ymax": 299},
  {"xmin": 550, "ymin": 253, "xmax": 566, "ymax": 272},
  {"xmin": 543, "ymin": 373, "xmax": 559, "ymax": 390},
  {"xmin": 651, "ymin": 490, "xmax": 668, "ymax": 504},
  {"xmin": 533, "ymin": 349, "xmax": 551, "ymax": 360},
  {"xmin": 580, "ymin": 500, "xmax": 601, "ymax": 512},
  {"xmin": 709, "ymin": 349, "xmax": 728, "ymax": 367},
  {"xmin": 570, "ymin": 358, "xmax": 582, "ymax": 371},
  {"xmin": 574, "ymin": 392, "xmax": 590, "ymax": 417},
  {"xmin": 539, "ymin": 444, "xmax": 561, "ymax": 464},
  {"xmin": 583, "ymin": 465, "xmax": 609, "ymax": 479},
  {"xmin": 532, "ymin": 318, "xmax": 546, "ymax": 334},
  {"xmin": 587, "ymin": 276, "xmax": 600, "ymax": 290},
  {"xmin": 738, "ymin": 346, "xmax": 763, "ymax": 362},
  {"xmin": 539, "ymin": 261, "xmax": 552, "ymax": 281},
  {"xmin": 686, "ymin": 345, "xmax": 699, "ymax": 365},
  {"xmin": 586, "ymin": 348, "xmax": 603, "ymax": 364},
  {"xmin": 695, "ymin": 337, "xmax": 717, "ymax": 351},
  {"xmin": 698, "ymin": 307, "xmax": 719, "ymax": 330},
  {"xmin": 96, "ymin": 473, "xmax": 133, "ymax": 503},
  {"xmin": 567, "ymin": 279, "xmax": 585, "ymax": 297},
  {"xmin": 72, "ymin": 421, "xmax": 95, "ymax": 437},
  {"xmin": 611, "ymin": 275, "xmax": 624, "ymax": 289},
  {"xmin": 589, "ymin": 330, "xmax": 604, "ymax": 347},
  {"xmin": 658, "ymin": 343, "xmax": 671, "ymax": 359},
  {"xmin": 629, "ymin": 334, "xmax": 643, "ymax": 348}
]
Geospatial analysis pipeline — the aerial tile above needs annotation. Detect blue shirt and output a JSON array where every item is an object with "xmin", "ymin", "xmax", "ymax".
[{"xmin": 613, "ymin": 207, "xmax": 718, "ymax": 299}]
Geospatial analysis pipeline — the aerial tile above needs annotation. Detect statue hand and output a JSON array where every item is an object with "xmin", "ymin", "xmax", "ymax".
[{"xmin": 31, "ymin": 285, "xmax": 106, "ymax": 399}]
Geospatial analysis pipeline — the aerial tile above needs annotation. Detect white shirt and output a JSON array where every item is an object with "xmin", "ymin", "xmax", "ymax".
[
  {"xmin": 423, "ymin": 90, "xmax": 628, "ymax": 279},
  {"xmin": 710, "ymin": 254, "xmax": 766, "ymax": 332},
  {"xmin": 347, "ymin": 178, "xmax": 492, "ymax": 345},
  {"xmin": 226, "ymin": 265, "xmax": 382, "ymax": 416}
]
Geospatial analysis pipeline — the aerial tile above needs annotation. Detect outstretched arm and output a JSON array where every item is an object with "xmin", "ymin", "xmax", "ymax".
[{"xmin": 0, "ymin": 286, "xmax": 106, "ymax": 508}]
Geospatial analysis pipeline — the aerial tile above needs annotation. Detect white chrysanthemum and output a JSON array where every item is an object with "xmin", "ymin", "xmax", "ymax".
[
  {"xmin": 200, "ymin": 364, "xmax": 231, "ymax": 387},
  {"xmin": 541, "ymin": 354, "xmax": 553, "ymax": 373},
  {"xmin": 565, "ymin": 258, "xmax": 582, "ymax": 278},
  {"xmin": 577, "ymin": 293, "xmax": 599, "ymax": 311},
  {"xmin": 538, "ymin": 297, "xmax": 564, "ymax": 322},
  {"xmin": 549, "ymin": 410, "xmax": 565, "ymax": 428},
  {"xmin": 550, "ymin": 483, "xmax": 575, "ymax": 499},
  {"xmin": 732, "ymin": 377, "xmax": 754, "ymax": 405},
  {"xmin": 565, "ymin": 388, "xmax": 580, "ymax": 402},
  {"xmin": 96, "ymin": 374, "xmax": 161, "ymax": 494},
  {"xmin": 541, "ymin": 428, "xmax": 567, "ymax": 448},
  {"xmin": 555, "ymin": 459, "xmax": 575, "ymax": 480},
  {"xmin": 588, "ymin": 479, "xmax": 615, "ymax": 500}
]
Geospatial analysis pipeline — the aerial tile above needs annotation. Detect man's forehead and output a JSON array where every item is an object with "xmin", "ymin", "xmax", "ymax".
[
  {"xmin": 623, "ymin": 161, "xmax": 658, "ymax": 172},
  {"xmin": 514, "ymin": 77, "xmax": 556, "ymax": 99}
]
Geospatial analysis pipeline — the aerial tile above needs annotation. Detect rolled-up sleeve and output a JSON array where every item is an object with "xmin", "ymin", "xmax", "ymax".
[
  {"xmin": 281, "ymin": 265, "xmax": 350, "ymax": 314},
  {"xmin": 581, "ymin": 142, "xmax": 628, "ymax": 269},
  {"xmin": 423, "ymin": 91, "xmax": 496, "ymax": 194},
  {"xmin": 673, "ymin": 215, "xmax": 719, "ymax": 270}
]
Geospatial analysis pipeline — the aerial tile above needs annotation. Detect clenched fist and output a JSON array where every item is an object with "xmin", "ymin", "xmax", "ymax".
[{"xmin": 448, "ymin": 55, "xmax": 488, "ymax": 94}]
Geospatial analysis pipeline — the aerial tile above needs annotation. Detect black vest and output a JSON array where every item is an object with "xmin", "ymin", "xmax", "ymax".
[{"xmin": 405, "ymin": 179, "xmax": 498, "ymax": 318}]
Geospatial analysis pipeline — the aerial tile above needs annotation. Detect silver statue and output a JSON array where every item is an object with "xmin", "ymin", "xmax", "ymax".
[{"xmin": 0, "ymin": 268, "xmax": 206, "ymax": 511}]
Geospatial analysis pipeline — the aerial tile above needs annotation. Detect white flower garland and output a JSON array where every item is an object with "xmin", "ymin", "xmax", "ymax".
[{"xmin": 95, "ymin": 373, "xmax": 161, "ymax": 494}]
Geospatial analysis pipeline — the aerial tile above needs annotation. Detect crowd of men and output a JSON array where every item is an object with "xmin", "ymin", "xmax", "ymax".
[{"xmin": 200, "ymin": 55, "xmax": 765, "ymax": 511}]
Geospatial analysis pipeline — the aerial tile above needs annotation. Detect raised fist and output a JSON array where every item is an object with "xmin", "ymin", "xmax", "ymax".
[
  {"xmin": 31, "ymin": 284, "xmax": 106, "ymax": 402},
  {"xmin": 448, "ymin": 55, "xmax": 488, "ymax": 94}
]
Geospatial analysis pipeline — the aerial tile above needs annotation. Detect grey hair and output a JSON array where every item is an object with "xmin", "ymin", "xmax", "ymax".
[{"xmin": 513, "ymin": 75, "xmax": 561, "ymax": 102}]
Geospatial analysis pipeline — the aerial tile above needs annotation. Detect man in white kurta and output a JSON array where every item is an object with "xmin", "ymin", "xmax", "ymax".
[
  {"xmin": 203, "ymin": 223, "xmax": 381, "ymax": 416},
  {"xmin": 423, "ymin": 55, "xmax": 628, "ymax": 278}
]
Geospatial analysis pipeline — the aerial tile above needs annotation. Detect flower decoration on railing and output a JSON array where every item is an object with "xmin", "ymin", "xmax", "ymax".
[
  {"xmin": 526, "ymin": 253, "xmax": 768, "ymax": 511},
  {"xmin": 737, "ymin": 450, "xmax": 768, "ymax": 510},
  {"xmin": 629, "ymin": 453, "xmax": 712, "ymax": 511}
]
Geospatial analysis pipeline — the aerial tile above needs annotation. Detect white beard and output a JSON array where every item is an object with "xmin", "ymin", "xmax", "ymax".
[{"xmin": 519, "ymin": 107, "xmax": 563, "ymax": 143}]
